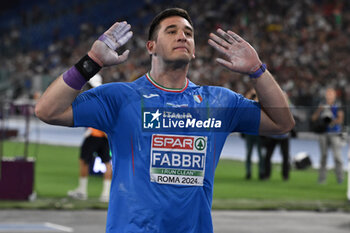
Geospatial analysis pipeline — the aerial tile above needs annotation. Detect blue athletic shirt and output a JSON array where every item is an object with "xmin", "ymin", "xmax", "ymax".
[
  {"xmin": 72, "ymin": 73, "xmax": 261, "ymax": 233},
  {"xmin": 327, "ymin": 105, "xmax": 342, "ymax": 133}
]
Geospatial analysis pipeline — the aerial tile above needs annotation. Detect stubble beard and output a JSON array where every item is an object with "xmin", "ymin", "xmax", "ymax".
[{"xmin": 164, "ymin": 54, "xmax": 192, "ymax": 69}]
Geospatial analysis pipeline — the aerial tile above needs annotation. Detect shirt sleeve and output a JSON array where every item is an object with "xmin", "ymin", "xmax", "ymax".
[
  {"xmin": 72, "ymin": 84, "xmax": 121, "ymax": 134},
  {"xmin": 227, "ymin": 92, "xmax": 261, "ymax": 134}
]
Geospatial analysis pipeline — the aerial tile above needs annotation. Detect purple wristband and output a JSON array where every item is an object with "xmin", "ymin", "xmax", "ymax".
[
  {"xmin": 249, "ymin": 63, "xmax": 267, "ymax": 79},
  {"xmin": 62, "ymin": 66, "xmax": 87, "ymax": 90}
]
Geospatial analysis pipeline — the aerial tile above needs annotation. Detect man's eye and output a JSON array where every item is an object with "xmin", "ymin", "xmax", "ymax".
[
  {"xmin": 168, "ymin": 31, "xmax": 176, "ymax": 34},
  {"xmin": 185, "ymin": 32, "xmax": 192, "ymax": 37}
]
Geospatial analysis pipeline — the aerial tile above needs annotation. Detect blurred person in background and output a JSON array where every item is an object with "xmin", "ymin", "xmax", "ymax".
[
  {"xmin": 35, "ymin": 8, "xmax": 294, "ymax": 233},
  {"xmin": 68, "ymin": 127, "xmax": 112, "ymax": 202},
  {"xmin": 312, "ymin": 87, "xmax": 344, "ymax": 184},
  {"xmin": 67, "ymin": 74, "xmax": 112, "ymax": 202},
  {"xmin": 262, "ymin": 133, "xmax": 291, "ymax": 180},
  {"xmin": 262, "ymin": 92, "xmax": 293, "ymax": 181},
  {"xmin": 243, "ymin": 88, "xmax": 265, "ymax": 180}
]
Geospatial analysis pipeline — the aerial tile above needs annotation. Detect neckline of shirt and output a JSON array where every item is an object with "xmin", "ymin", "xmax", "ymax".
[{"xmin": 146, "ymin": 72, "xmax": 189, "ymax": 93}]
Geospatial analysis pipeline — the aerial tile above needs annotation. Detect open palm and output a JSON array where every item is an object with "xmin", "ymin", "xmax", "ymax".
[
  {"xmin": 89, "ymin": 21, "xmax": 133, "ymax": 67},
  {"xmin": 208, "ymin": 29, "xmax": 262, "ymax": 74}
]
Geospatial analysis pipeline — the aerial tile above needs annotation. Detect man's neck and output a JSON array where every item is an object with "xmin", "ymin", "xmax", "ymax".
[{"xmin": 149, "ymin": 60, "xmax": 189, "ymax": 90}]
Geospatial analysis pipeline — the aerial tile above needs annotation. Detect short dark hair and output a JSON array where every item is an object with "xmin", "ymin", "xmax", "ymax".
[{"xmin": 148, "ymin": 8, "xmax": 193, "ymax": 41}]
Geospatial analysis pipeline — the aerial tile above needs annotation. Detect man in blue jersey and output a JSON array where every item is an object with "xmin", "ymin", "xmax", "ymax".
[{"xmin": 36, "ymin": 8, "xmax": 294, "ymax": 233}]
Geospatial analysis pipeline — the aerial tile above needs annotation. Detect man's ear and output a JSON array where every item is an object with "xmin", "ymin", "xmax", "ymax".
[
  {"xmin": 192, "ymin": 47, "xmax": 195, "ymax": 59},
  {"xmin": 146, "ymin": 41, "xmax": 155, "ymax": 55}
]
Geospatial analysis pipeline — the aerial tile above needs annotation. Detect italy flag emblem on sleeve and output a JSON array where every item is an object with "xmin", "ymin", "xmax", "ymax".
[{"xmin": 193, "ymin": 95, "xmax": 202, "ymax": 103}]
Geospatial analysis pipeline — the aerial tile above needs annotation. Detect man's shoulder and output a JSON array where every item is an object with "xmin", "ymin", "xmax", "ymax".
[
  {"xmin": 97, "ymin": 75, "xmax": 148, "ymax": 92},
  {"xmin": 196, "ymin": 85, "xmax": 239, "ymax": 97}
]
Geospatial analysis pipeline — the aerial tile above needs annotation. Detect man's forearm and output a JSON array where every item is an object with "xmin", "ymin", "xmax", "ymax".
[
  {"xmin": 334, "ymin": 110, "xmax": 344, "ymax": 125},
  {"xmin": 311, "ymin": 107, "xmax": 322, "ymax": 122},
  {"xmin": 35, "ymin": 75, "xmax": 79, "ymax": 126},
  {"xmin": 35, "ymin": 21, "xmax": 133, "ymax": 127},
  {"xmin": 252, "ymin": 70, "xmax": 295, "ymax": 133},
  {"xmin": 35, "ymin": 54, "xmax": 103, "ymax": 126}
]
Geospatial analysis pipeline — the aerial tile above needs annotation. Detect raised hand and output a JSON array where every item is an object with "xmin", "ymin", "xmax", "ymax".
[
  {"xmin": 208, "ymin": 28, "xmax": 262, "ymax": 74},
  {"xmin": 88, "ymin": 21, "xmax": 133, "ymax": 67}
]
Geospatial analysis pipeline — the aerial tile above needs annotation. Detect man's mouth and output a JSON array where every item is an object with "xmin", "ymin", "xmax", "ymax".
[{"xmin": 173, "ymin": 47, "xmax": 188, "ymax": 52}]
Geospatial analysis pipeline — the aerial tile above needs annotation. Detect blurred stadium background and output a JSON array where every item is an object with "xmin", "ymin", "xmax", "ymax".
[
  {"xmin": 1, "ymin": 0, "xmax": 350, "ymax": 115},
  {"xmin": 1, "ymin": 0, "xmax": 350, "ymax": 189},
  {"xmin": 0, "ymin": 0, "xmax": 349, "ymax": 231},
  {"xmin": 1, "ymin": 0, "xmax": 349, "ymax": 164}
]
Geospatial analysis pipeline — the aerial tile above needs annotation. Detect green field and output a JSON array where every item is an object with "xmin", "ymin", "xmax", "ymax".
[{"xmin": 1, "ymin": 141, "xmax": 349, "ymax": 211}]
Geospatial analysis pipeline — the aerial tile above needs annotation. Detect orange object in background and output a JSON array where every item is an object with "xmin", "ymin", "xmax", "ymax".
[{"xmin": 89, "ymin": 128, "xmax": 107, "ymax": 138}]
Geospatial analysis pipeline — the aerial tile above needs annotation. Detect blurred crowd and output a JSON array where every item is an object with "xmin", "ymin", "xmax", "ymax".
[{"xmin": 1, "ymin": 0, "xmax": 350, "ymax": 114}]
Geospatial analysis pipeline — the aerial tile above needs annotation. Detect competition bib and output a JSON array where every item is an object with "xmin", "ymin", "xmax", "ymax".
[{"xmin": 150, "ymin": 134, "xmax": 207, "ymax": 186}]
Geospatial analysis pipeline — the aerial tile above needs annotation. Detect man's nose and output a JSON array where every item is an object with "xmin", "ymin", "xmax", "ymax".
[{"xmin": 176, "ymin": 31, "xmax": 187, "ymax": 41}]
